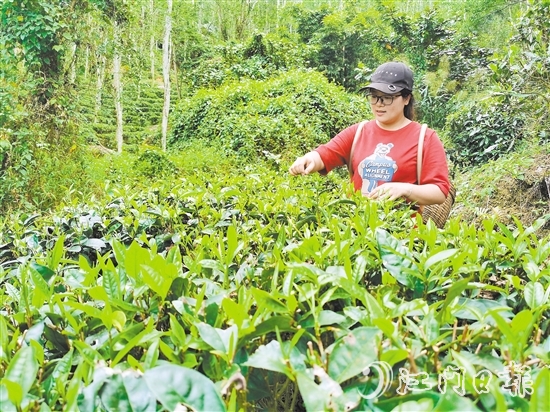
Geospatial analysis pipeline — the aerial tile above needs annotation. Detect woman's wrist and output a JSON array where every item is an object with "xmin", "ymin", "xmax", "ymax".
[{"xmin": 406, "ymin": 184, "xmax": 413, "ymax": 199}]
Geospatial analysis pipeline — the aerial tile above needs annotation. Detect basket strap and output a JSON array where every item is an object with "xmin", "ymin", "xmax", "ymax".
[
  {"xmin": 348, "ymin": 120, "xmax": 368, "ymax": 176},
  {"xmin": 416, "ymin": 123, "xmax": 428, "ymax": 184}
]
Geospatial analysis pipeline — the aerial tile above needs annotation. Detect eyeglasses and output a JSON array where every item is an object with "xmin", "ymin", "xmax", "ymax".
[{"xmin": 366, "ymin": 94, "xmax": 402, "ymax": 106}]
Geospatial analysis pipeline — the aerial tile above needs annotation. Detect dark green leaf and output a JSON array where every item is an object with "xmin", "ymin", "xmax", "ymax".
[
  {"xmin": 30, "ymin": 262, "xmax": 55, "ymax": 282},
  {"xmin": 375, "ymin": 228, "xmax": 422, "ymax": 290}
]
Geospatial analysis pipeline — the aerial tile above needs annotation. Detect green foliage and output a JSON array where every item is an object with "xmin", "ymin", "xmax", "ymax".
[
  {"xmin": 183, "ymin": 34, "xmax": 310, "ymax": 91},
  {"xmin": 291, "ymin": 5, "xmax": 385, "ymax": 90},
  {"xmin": 4, "ymin": 2, "xmax": 550, "ymax": 408},
  {"xmin": 309, "ymin": 12, "xmax": 369, "ymax": 89},
  {"xmin": 171, "ymin": 69, "xmax": 370, "ymax": 160},
  {"xmin": 446, "ymin": 95, "xmax": 525, "ymax": 167},
  {"xmin": 243, "ymin": 33, "xmax": 268, "ymax": 59},
  {"xmin": 0, "ymin": 165, "xmax": 549, "ymax": 410},
  {"xmin": 0, "ymin": 68, "xmax": 35, "ymax": 210},
  {"xmin": 133, "ymin": 148, "xmax": 177, "ymax": 178},
  {"xmin": 488, "ymin": 0, "xmax": 550, "ymax": 141},
  {"xmin": 0, "ymin": 0, "xmax": 100, "ymax": 212},
  {"xmin": 291, "ymin": 5, "xmax": 330, "ymax": 44},
  {"xmin": 447, "ymin": 0, "xmax": 520, "ymax": 48},
  {"xmin": 0, "ymin": 0, "xmax": 65, "ymax": 79}
]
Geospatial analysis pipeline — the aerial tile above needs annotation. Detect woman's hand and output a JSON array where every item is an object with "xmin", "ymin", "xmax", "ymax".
[
  {"xmin": 289, "ymin": 151, "xmax": 325, "ymax": 175},
  {"xmin": 367, "ymin": 182, "xmax": 413, "ymax": 201}
]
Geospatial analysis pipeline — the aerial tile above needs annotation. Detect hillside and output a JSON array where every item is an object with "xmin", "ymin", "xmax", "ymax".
[{"xmin": 454, "ymin": 141, "xmax": 550, "ymax": 236}]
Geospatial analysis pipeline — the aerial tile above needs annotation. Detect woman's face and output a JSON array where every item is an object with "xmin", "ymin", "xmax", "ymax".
[{"xmin": 368, "ymin": 89, "xmax": 410, "ymax": 127}]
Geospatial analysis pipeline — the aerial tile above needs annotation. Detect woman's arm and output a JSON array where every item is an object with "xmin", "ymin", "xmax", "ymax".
[{"xmin": 367, "ymin": 182, "xmax": 446, "ymax": 205}]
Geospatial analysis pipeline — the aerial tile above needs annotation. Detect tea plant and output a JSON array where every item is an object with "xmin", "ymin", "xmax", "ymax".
[{"xmin": 0, "ymin": 166, "xmax": 548, "ymax": 411}]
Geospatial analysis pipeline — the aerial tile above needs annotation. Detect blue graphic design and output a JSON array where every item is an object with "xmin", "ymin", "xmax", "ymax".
[{"xmin": 359, "ymin": 143, "xmax": 398, "ymax": 194}]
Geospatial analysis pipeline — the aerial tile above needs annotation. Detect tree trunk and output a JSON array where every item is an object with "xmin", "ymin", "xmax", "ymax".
[
  {"xmin": 150, "ymin": 35, "xmax": 156, "ymax": 85},
  {"xmin": 69, "ymin": 43, "xmax": 78, "ymax": 84},
  {"xmin": 114, "ymin": 52, "xmax": 123, "ymax": 153},
  {"xmin": 172, "ymin": 41, "xmax": 180, "ymax": 99},
  {"xmin": 84, "ymin": 45, "xmax": 90, "ymax": 80},
  {"xmin": 94, "ymin": 51, "xmax": 106, "ymax": 122},
  {"xmin": 113, "ymin": 22, "xmax": 123, "ymax": 153},
  {"xmin": 150, "ymin": 0, "xmax": 156, "ymax": 85},
  {"xmin": 161, "ymin": 0, "xmax": 172, "ymax": 152}
]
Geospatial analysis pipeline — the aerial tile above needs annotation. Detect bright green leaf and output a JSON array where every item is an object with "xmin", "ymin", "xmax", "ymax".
[
  {"xmin": 251, "ymin": 287, "xmax": 288, "ymax": 313},
  {"xmin": 327, "ymin": 327, "xmax": 381, "ymax": 383},
  {"xmin": 530, "ymin": 367, "xmax": 550, "ymax": 412},
  {"xmin": 143, "ymin": 364, "xmax": 226, "ymax": 412},
  {"xmin": 524, "ymin": 281, "xmax": 545, "ymax": 310},
  {"xmin": 3, "ymin": 345, "xmax": 38, "ymax": 397}
]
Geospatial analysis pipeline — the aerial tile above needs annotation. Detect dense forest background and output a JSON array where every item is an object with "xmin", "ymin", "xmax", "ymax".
[{"xmin": 1, "ymin": 0, "xmax": 549, "ymax": 223}]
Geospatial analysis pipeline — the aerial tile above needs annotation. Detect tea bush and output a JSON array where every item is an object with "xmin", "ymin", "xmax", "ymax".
[
  {"xmin": 133, "ymin": 148, "xmax": 177, "ymax": 178},
  {"xmin": 170, "ymin": 69, "xmax": 370, "ymax": 160},
  {"xmin": 0, "ymin": 165, "xmax": 548, "ymax": 411}
]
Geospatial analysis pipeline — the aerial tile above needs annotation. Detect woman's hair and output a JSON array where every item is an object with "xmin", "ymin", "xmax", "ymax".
[{"xmin": 401, "ymin": 90, "xmax": 415, "ymax": 121}]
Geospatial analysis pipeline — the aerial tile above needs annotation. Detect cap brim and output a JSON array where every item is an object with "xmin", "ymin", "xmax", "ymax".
[{"xmin": 359, "ymin": 83, "xmax": 405, "ymax": 94}]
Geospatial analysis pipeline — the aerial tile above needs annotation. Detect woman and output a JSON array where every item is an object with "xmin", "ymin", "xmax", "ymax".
[{"xmin": 289, "ymin": 61, "xmax": 451, "ymax": 207}]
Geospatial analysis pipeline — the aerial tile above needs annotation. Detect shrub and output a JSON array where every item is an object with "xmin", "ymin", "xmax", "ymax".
[
  {"xmin": 183, "ymin": 35, "xmax": 309, "ymax": 92},
  {"xmin": 445, "ymin": 95, "xmax": 525, "ymax": 168},
  {"xmin": 133, "ymin": 148, "xmax": 177, "ymax": 178},
  {"xmin": 170, "ymin": 69, "xmax": 370, "ymax": 160}
]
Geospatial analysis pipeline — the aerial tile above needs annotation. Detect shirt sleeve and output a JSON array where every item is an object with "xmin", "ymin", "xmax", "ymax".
[
  {"xmin": 314, "ymin": 123, "xmax": 359, "ymax": 174},
  {"xmin": 421, "ymin": 129, "xmax": 452, "ymax": 196}
]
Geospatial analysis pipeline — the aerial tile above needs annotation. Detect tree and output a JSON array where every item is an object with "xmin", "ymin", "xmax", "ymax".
[
  {"xmin": 162, "ymin": 0, "xmax": 173, "ymax": 152},
  {"xmin": 113, "ymin": 21, "xmax": 124, "ymax": 153}
]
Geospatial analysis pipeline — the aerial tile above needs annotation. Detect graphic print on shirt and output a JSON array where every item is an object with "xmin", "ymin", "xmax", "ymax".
[{"xmin": 358, "ymin": 143, "xmax": 398, "ymax": 195}]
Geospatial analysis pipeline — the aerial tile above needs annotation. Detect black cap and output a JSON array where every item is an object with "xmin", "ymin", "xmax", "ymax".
[{"xmin": 362, "ymin": 62, "xmax": 413, "ymax": 93}]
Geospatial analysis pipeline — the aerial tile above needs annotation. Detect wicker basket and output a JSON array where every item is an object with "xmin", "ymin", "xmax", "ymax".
[
  {"xmin": 417, "ymin": 124, "xmax": 456, "ymax": 229},
  {"xmin": 421, "ymin": 183, "xmax": 456, "ymax": 228}
]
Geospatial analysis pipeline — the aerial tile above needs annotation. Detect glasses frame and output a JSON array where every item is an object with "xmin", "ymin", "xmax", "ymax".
[{"xmin": 366, "ymin": 93, "xmax": 402, "ymax": 106}]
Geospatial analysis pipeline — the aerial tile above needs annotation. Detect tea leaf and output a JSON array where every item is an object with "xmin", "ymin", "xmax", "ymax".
[
  {"xmin": 122, "ymin": 370, "xmax": 157, "ymax": 411},
  {"xmin": 245, "ymin": 340, "xmax": 306, "ymax": 375},
  {"xmin": 98, "ymin": 373, "xmax": 133, "ymax": 411},
  {"xmin": 530, "ymin": 368, "xmax": 550, "ymax": 412},
  {"xmin": 196, "ymin": 323, "xmax": 238, "ymax": 358},
  {"xmin": 251, "ymin": 287, "xmax": 288, "ymax": 313},
  {"xmin": 376, "ymin": 228, "xmax": 422, "ymax": 290},
  {"xmin": 49, "ymin": 235, "xmax": 65, "ymax": 269},
  {"xmin": 143, "ymin": 364, "xmax": 226, "ymax": 412},
  {"xmin": 524, "ymin": 281, "xmax": 545, "ymax": 309},
  {"xmin": 3, "ymin": 345, "xmax": 38, "ymax": 400},
  {"xmin": 327, "ymin": 327, "xmax": 381, "ymax": 383},
  {"xmin": 295, "ymin": 366, "xmax": 350, "ymax": 411},
  {"xmin": 0, "ymin": 380, "xmax": 23, "ymax": 407}
]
